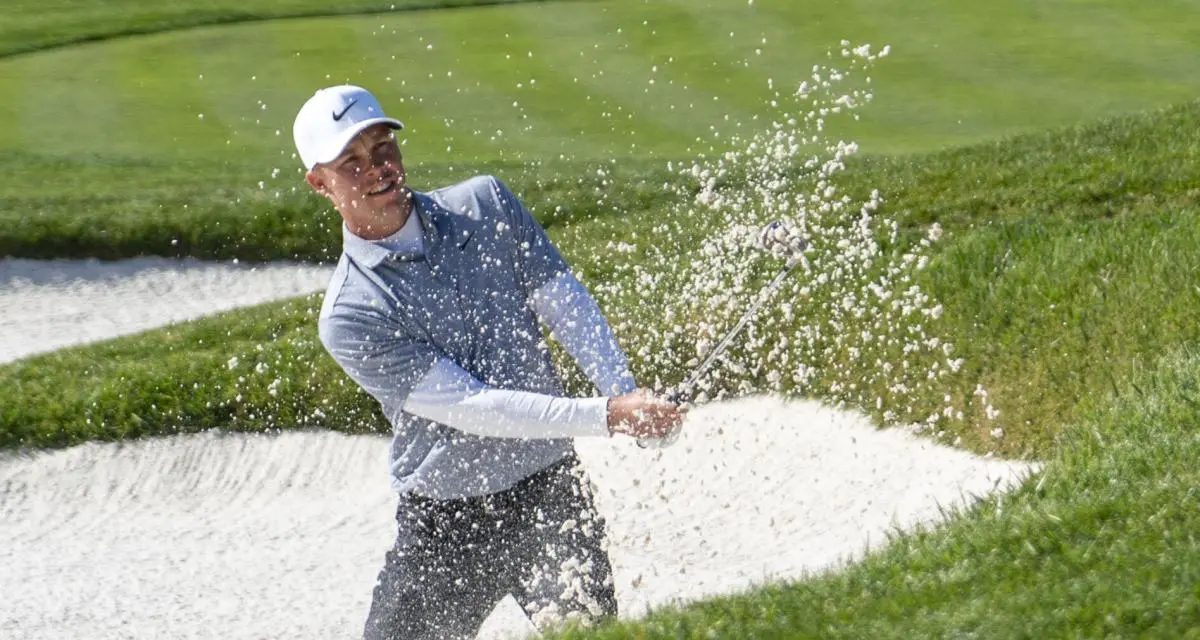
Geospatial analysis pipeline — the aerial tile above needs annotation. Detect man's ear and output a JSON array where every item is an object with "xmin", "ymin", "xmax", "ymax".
[{"xmin": 305, "ymin": 169, "xmax": 334, "ymax": 202}]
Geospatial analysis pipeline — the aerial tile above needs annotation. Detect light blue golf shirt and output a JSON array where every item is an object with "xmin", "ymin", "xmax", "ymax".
[{"xmin": 318, "ymin": 175, "xmax": 633, "ymax": 499}]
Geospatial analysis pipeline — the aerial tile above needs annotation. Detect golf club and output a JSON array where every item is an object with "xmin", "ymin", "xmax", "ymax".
[{"xmin": 638, "ymin": 221, "xmax": 810, "ymax": 448}]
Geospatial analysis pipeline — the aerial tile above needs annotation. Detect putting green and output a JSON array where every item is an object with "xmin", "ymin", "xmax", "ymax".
[{"xmin": 3, "ymin": 0, "xmax": 1199, "ymax": 171}]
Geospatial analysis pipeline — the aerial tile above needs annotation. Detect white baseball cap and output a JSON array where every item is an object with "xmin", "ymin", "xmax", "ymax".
[{"xmin": 293, "ymin": 85, "xmax": 404, "ymax": 170}]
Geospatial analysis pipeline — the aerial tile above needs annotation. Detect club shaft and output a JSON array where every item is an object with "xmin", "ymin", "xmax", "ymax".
[{"xmin": 677, "ymin": 255, "xmax": 804, "ymax": 398}]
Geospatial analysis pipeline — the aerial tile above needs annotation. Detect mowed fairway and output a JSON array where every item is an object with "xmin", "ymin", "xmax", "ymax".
[
  {"xmin": 2, "ymin": 0, "xmax": 1200, "ymax": 169},
  {"xmin": 0, "ymin": 1, "xmax": 545, "ymax": 58}
]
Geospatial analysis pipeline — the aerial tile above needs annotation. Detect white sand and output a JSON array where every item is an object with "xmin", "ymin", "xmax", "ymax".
[
  {"xmin": 0, "ymin": 260, "xmax": 1038, "ymax": 638},
  {"xmin": 0, "ymin": 258, "xmax": 332, "ymax": 364},
  {"xmin": 0, "ymin": 400, "xmax": 1033, "ymax": 639}
]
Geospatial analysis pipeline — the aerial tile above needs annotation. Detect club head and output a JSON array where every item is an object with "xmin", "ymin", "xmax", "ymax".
[{"xmin": 759, "ymin": 220, "xmax": 808, "ymax": 257}]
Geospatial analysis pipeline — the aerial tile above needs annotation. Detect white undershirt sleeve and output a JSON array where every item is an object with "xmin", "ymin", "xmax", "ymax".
[
  {"xmin": 403, "ymin": 358, "xmax": 612, "ymax": 439},
  {"xmin": 529, "ymin": 271, "xmax": 638, "ymax": 396},
  {"xmin": 399, "ymin": 270, "xmax": 634, "ymax": 440}
]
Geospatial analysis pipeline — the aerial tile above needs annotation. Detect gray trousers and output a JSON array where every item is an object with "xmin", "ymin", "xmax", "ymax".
[{"xmin": 363, "ymin": 454, "xmax": 618, "ymax": 640}]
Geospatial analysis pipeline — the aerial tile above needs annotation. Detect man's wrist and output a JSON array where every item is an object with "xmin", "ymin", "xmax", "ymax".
[{"xmin": 606, "ymin": 396, "xmax": 631, "ymax": 437}]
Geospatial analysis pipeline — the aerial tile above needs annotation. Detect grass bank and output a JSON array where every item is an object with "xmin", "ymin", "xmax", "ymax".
[
  {"xmin": 0, "ymin": 155, "xmax": 671, "ymax": 262},
  {"xmin": 552, "ymin": 346, "xmax": 1200, "ymax": 638},
  {"xmin": 5, "ymin": 103, "xmax": 1200, "ymax": 462}
]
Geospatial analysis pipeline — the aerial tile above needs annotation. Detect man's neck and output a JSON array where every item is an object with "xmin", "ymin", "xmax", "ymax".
[{"xmin": 345, "ymin": 191, "xmax": 413, "ymax": 240}]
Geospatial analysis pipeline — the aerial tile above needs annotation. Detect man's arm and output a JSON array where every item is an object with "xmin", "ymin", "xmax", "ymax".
[
  {"xmin": 323, "ymin": 308, "xmax": 681, "ymax": 441},
  {"xmin": 488, "ymin": 175, "xmax": 638, "ymax": 395},
  {"xmin": 489, "ymin": 176, "xmax": 573, "ymax": 297},
  {"xmin": 529, "ymin": 271, "xmax": 637, "ymax": 397},
  {"xmin": 404, "ymin": 358, "xmax": 611, "ymax": 439},
  {"xmin": 319, "ymin": 306, "xmax": 439, "ymax": 417},
  {"xmin": 323, "ymin": 309, "xmax": 616, "ymax": 440}
]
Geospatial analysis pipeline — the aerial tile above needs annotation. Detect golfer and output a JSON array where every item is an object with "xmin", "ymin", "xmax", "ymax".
[{"xmin": 293, "ymin": 85, "xmax": 686, "ymax": 639}]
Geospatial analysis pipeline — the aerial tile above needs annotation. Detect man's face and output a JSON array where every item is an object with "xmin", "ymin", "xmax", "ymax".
[{"xmin": 307, "ymin": 124, "xmax": 407, "ymax": 220}]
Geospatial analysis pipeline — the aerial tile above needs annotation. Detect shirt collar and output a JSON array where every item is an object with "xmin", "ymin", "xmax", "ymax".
[{"xmin": 340, "ymin": 190, "xmax": 454, "ymax": 269}]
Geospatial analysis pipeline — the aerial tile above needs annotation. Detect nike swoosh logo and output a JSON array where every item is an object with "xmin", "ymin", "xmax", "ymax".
[{"xmin": 332, "ymin": 100, "xmax": 357, "ymax": 121}]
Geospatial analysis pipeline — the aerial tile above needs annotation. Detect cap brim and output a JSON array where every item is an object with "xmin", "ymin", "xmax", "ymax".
[{"xmin": 310, "ymin": 117, "xmax": 404, "ymax": 169}]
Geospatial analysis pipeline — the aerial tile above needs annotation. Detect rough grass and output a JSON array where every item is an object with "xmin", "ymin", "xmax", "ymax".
[
  {"xmin": 550, "ymin": 346, "xmax": 1200, "ymax": 638},
  {"xmin": 0, "ymin": 295, "xmax": 370, "ymax": 449},
  {"xmin": 0, "ymin": 155, "xmax": 672, "ymax": 262}
]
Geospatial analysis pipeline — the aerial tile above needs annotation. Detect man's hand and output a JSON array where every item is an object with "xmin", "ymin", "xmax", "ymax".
[{"xmin": 607, "ymin": 389, "xmax": 688, "ymax": 439}]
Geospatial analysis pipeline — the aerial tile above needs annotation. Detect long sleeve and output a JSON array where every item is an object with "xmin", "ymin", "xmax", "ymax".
[
  {"xmin": 529, "ymin": 271, "xmax": 638, "ymax": 397},
  {"xmin": 319, "ymin": 306, "xmax": 440, "ymax": 421},
  {"xmin": 322, "ymin": 302, "xmax": 612, "ymax": 440},
  {"xmin": 490, "ymin": 175, "xmax": 635, "ymax": 394},
  {"xmin": 403, "ymin": 357, "xmax": 611, "ymax": 439},
  {"xmin": 399, "ymin": 272, "xmax": 635, "ymax": 440}
]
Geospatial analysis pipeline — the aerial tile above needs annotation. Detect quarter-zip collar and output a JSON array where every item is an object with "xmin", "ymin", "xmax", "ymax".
[{"xmin": 341, "ymin": 189, "xmax": 473, "ymax": 269}]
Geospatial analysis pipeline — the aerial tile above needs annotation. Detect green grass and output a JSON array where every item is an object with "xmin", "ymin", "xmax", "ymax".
[
  {"xmin": 5, "ymin": 0, "xmax": 1200, "ymax": 636},
  {"xmin": 5, "ymin": 0, "xmax": 1199, "ymax": 163},
  {"xmin": 0, "ymin": 0, "xmax": 550, "ymax": 58},
  {"xmin": 549, "ymin": 346, "xmax": 1200, "ymax": 638},
  {"xmin": 0, "ymin": 153, "xmax": 672, "ymax": 261},
  {"xmin": 4, "ymin": 0, "xmax": 1200, "ymax": 263},
  {"xmin": 0, "ymin": 295, "xmax": 378, "ymax": 448}
]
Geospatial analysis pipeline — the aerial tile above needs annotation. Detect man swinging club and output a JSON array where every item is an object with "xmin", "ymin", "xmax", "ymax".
[{"xmin": 293, "ymin": 85, "xmax": 687, "ymax": 639}]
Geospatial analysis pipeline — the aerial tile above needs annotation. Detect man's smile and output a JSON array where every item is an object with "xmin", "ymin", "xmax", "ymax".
[{"xmin": 367, "ymin": 177, "xmax": 399, "ymax": 197}]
